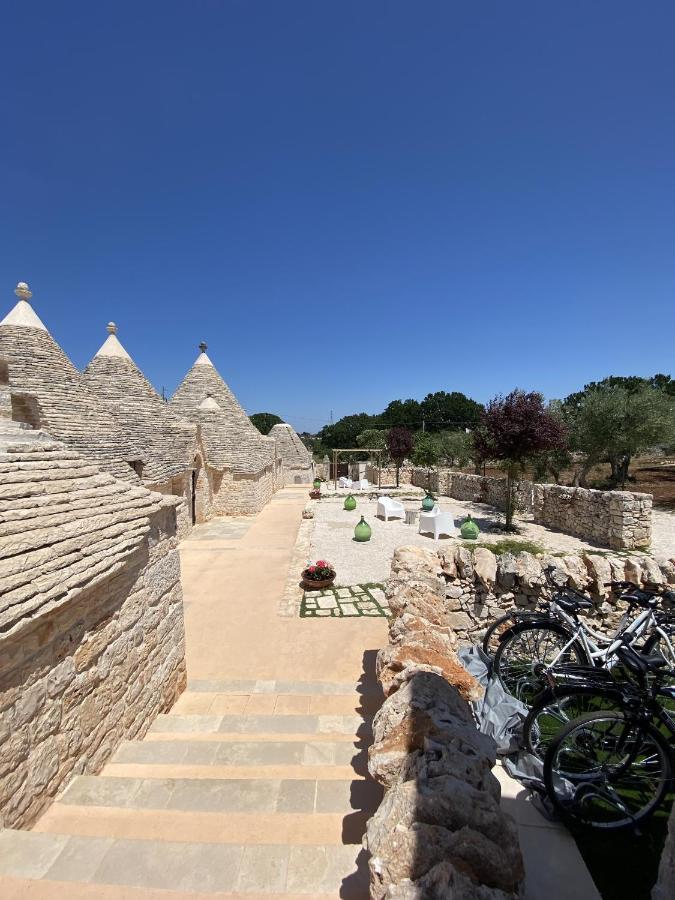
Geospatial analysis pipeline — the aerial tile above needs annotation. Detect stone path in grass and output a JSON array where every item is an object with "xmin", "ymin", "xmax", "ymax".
[{"xmin": 301, "ymin": 584, "xmax": 389, "ymax": 618}]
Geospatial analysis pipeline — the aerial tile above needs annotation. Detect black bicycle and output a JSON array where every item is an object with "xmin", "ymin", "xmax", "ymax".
[{"xmin": 542, "ymin": 643, "xmax": 675, "ymax": 830}]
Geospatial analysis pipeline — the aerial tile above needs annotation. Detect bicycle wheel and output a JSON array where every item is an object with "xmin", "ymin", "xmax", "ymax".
[
  {"xmin": 493, "ymin": 621, "xmax": 588, "ymax": 706},
  {"xmin": 524, "ymin": 685, "xmax": 624, "ymax": 759},
  {"xmin": 482, "ymin": 612, "xmax": 523, "ymax": 657},
  {"xmin": 544, "ymin": 710, "xmax": 672, "ymax": 830}
]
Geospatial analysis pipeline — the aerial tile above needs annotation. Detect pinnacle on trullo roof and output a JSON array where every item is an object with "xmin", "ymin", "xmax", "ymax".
[
  {"xmin": 0, "ymin": 281, "xmax": 47, "ymax": 330},
  {"xmin": 83, "ymin": 322, "xmax": 197, "ymax": 485}
]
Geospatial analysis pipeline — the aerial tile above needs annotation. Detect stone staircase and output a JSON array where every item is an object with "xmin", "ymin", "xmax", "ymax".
[{"xmin": 0, "ymin": 680, "xmax": 383, "ymax": 897}]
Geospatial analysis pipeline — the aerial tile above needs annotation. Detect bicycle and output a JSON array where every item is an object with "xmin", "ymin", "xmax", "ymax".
[
  {"xmin": 542, "ymin": 642, "xmax": 675, "ymax": 830},
  {"xmin": 523, "ymin": 612, "xmax": 675, "ymax": 758},
  {"xmin": 492, "ymin": 577, "xmax": 675, "ymax": 704}
]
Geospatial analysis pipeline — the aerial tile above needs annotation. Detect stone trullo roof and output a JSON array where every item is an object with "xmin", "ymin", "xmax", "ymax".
[
  {"xmin": 83, "ymin": 323, "xmax": 197, "ymax": 485},
  {"xmin": 0, "ymin": 428, "xmax": 163, "ymax": 639},
  {"xmin": 268, "ymin": 422, "xmax": 312, "ymax": 469},
  {"xmin": 170, "ymin": 345, "xmax": 275, "ymax": 475},
  {"xmin": 0, "ymin": 284, "xmax": 145, "ymax": 483}
]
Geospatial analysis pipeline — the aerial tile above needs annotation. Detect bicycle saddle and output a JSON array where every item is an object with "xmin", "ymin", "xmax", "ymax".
[
  {"xmin": 617, "ymin": 644, "xmax": 668, "ymax": 675},
  {"xmin": 555, "ymin": 594, "xmax": 594, "ymax": 613}
]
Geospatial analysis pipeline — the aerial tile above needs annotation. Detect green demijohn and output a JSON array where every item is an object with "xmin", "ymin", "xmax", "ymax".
[
  {"xmin": 354, "ymin": 515, "xmax": 372, "ymax": 542},
  {"xmin": 344, "ymin": 494, "xmax": 357, "ymax": 511},
  {"xmin": 313, "ymin": 478, "xmax": 321, "ymax": 489},
  {"xmin": 422, "ymin": 493, "xmax": 435, "ymax": 512},
  {"xmin": 460, "ymin": 515, "xmax": 480, "ymax": 540}
]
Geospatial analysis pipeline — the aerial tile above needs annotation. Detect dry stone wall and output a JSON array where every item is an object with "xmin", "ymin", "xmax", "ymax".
[
  {"xmin": 0, "ymin": 435, "xmax": 187, "ymax": 828},
  {"xmin": 365, "ymin": 546, "xmax": 524, "ymax": 898},
  {"xmin": 410, "ymin": 468, "xmax": 653, "ymax": 551}
]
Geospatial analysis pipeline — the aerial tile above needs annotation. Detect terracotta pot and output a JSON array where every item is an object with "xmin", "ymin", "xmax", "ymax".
[
  {"xmin": 309, "ymin": 490, "xmax": 321, "ymax": 499},
  {"xmin": 302, "ymin": 576, "xmax": 335, "ymax": 590}
]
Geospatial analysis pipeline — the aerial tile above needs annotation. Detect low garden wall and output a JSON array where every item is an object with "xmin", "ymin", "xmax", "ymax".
[
  {"xmin": 365, "ymin": 545, "xmax": 525, "ymax": 897},
  {"xmin": 410, "ymin": 468, "xmax": 653, "ymax": 551}
]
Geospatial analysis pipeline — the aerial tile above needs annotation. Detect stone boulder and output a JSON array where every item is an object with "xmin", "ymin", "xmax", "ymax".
[
  {"xmin": 367, "ymin": 777, "xmax": 523, "ymax": 897},
  {"xmin": 376, "ymin": 641, "xmax": 483, "ymax": 703},
  {"xmin": 369, "ymin": 673, "xmax": 495, "ymax": 786},
  {"xmin": 386, "ymin": 577, "xmax": 450, "ymax": 626},
  {"xmin": 473, "ymin": 548, "xmax": 497, "ymax": 590},
  {"xmin": 515, "ymin": 552, "xmax": 544, "ymax": 589},
  {"xmin": 583, "ymin": 553, "xmax": 612, "ymax": 597},
  {"xmin": 388, "ymin": 613, "xmax": 457, "ymax": 652},
  {"xmin": 562, "ymin": 554, "xmax": 590, "ymax": 590},
  {"xmin": 391, "ymin": 546, "xmax": 443, "ymax": 581},
  {"xmin": 383, "ymin": 860, "xmax": 518, "ymax": 899}
]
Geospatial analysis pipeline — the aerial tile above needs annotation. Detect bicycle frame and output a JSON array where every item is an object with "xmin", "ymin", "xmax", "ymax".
[{"xmin": 544, "ymin": 601, "xmax": 658, "ymax": 671}]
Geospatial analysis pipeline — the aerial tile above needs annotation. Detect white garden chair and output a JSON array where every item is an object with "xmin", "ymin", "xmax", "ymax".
[
  {"xmin": 338, "ymin": 476, "xmax": 353, "ymax": 489},
  {"xmin": 376, "ymin": 496, "xmax": 405, "ymax": 522},
  {"xmin": 353, "ymin": 478, "xmax": 369, "ymax": 491},
  {"xmin": 418, "ymin": 505, "xmax": 456, "ymax": 540}
]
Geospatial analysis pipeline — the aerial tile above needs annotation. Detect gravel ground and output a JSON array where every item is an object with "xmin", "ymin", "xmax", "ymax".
[{"xmin": 307, "ymin": 495, "xmax": 621, "ymax": 586}]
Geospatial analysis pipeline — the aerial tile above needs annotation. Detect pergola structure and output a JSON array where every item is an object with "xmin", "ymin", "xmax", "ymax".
[{"xmin": 332, "ymin": 448, "xmax": 383, "ymax": 490}]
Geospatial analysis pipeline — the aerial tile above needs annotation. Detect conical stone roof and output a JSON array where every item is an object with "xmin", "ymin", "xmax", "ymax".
[
  {"xmin": 83, "ymin": 323, "xmax": 198, "ymax": 485},
  {"xmin": 0, "ymin": 429, "xmax": 162, "ymax": 638},
  {"xmin": 269, "ymin": 423, "xmax": 313, "ymax": 469},
  {"xmin": 0, "ymin": 284, "xmax": 145, "ymax": 482},
  {"xmin": 170, "ymin": 346, "xmax": 275, "ymax": 475}
]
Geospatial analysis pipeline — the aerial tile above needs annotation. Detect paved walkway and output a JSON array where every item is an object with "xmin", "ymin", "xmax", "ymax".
[{"xmin": 0, "ymin": 486, "xmax": 599, "ymax": 897}]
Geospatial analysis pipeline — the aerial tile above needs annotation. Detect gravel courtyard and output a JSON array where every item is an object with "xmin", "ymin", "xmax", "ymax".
[{"xmin": 307, "ymin": 494, "xmax": 623, "ymax": 586}]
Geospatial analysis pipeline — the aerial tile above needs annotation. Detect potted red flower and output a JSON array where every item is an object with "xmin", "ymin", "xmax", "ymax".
[{"xmin": 302, "ymin": 559, "xmax": 336, "ymax": 590}]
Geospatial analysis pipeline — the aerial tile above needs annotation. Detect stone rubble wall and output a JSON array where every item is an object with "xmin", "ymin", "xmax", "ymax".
[
  {"xmin": 410, "ymin": 468, "xmax": 653, "ymax": 551},
  {"xmin": 148, "ymin": 473, "xmax": 192, "ymax": 538},
  {"xmin": 422, "ymin": 545, "xmax": 674, "ymax": 647},
  {"xmin": 365, "ymin": 464, "xmax": 413, "ymax": 487},
  {"xmin": 209, "ymin": 463, "xmax": 278, "ymax": 517},
  {"xmin": 0, "ymin": 467, "xmax": 187, "ymax": 829},
  {"xmin": 365, "ymin": 545, "xmax": 525, "ymax": 898}
]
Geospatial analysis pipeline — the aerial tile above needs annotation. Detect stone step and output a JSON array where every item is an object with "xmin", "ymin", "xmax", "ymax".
[
  {"xmin": 171, "ymin": 691, "xmax": 381, "ymax": 716},
  {"xmin": 0, "ymin": 829, "xmax": 369, "ymax": 895},
  {"xmin": 34, "ymin": 807, "xmax": 370, "ymax": 846},
  {"xmin": 57, "ymin": 775, "xmax": 383, "ymax": 816},
  {"xmin": 148, "ymin": 713, "xmax": 371, "ymax": 737},
  {"xmin": 109, "ymin": 738, "xmax": 366, "ymax": 768},
  {"xmin": 187, "ymin": 678, "xmax": 381, "ymax": 696}
]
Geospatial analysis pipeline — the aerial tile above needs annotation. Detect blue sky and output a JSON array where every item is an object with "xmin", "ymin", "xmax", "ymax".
[{"xmin": 1, "ymin": 2, "xmax": 673, "ymax": 433}]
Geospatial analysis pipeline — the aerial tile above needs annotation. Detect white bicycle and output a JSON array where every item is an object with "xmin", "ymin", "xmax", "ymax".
[{"xmin": 492, "ymin": 577, "xmax": 675, "ymax": 704}]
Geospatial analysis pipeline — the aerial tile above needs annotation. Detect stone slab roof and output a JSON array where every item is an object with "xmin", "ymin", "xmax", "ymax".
[
  {"xmin": 269, "ymin": 423, "xmax": 313, "ymax": 469},
  {"xmin": 170, "ymin": 350, "xmax": 275, "ymax": 475},
  {"xmin": 0, "ymin": 431, "xmax": 162, "ymax": 639},
  {"xmin": 83, "ymin": 325, "xmax": 197, "ymax": 485},
  {"xmin": 0, "ymin": 293, "xmax": 145, "ymax": 483}
]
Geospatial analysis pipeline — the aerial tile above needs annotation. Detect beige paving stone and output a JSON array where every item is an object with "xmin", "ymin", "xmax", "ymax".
[
  {"xmin": 91, "ymin": 838, "xmax": 244, "ymax": 892},
  {"xmin": 218, "ymin": 714, "xmax": 319, "ymax": 734},
  {"xmin": 244, "ymin": 694, "xmax": 277, "ymax": 715},
  {"xmin": 209, "ymin": 695, "xmax": 250, "ymax": 715},
  {"xmin": 276, "ymin": 779, "xmax": 317, "ymax": 813},
  {"xmin": 44, "ymin": 836, "xmax": 114, "ymax": 882},
  {"xmin": 301, "ymin": 742, "xmax": 335, "ymax": 766},
  {"xmin": 0, "ymin": 831, "xmax": 69, "ymax": 879},
  {"xmin": 60, "ymin": 776, "xmax": 142, "ymax": 808},
  {"xmin": 235, "ymin": 844, "xmax": 289, "ymax": 892},
  {"xmin": 170, "ymin": 693, "xmax": 216, "ymax": 715},
  {"xmin": 274, "ymin": 695, "xmax": 311, "ymax": 715},
  {"xmin": 167, "ymin": 778, "xmax": 281, "ymax": 813}
]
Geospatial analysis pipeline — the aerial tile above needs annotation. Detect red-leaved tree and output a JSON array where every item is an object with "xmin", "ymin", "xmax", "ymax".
[
  {"xmin": 473, "ymin": 390, "xmax": 567, "ymax": 529},
  {"xmin": 386, "ymin": 426, "xmax": 414, "ymax": 487}
]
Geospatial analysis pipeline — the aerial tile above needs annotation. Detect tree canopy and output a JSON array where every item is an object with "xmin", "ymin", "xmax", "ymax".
[
  {"xmin": 249, "ymin": 412, "xmax": 283, "ymax": 435},
  {"xmin": 386, "ymin": 426, "xmax": 414, "ymax": 487}
]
